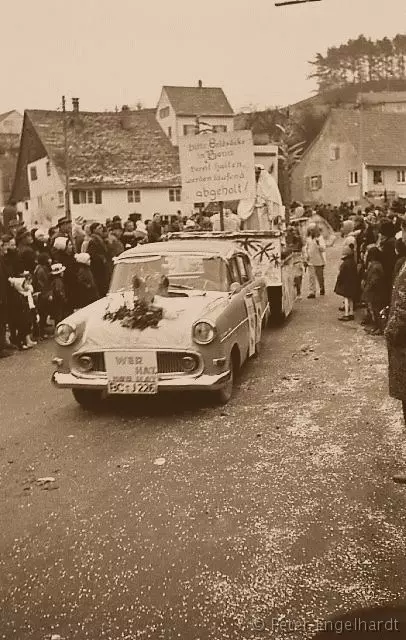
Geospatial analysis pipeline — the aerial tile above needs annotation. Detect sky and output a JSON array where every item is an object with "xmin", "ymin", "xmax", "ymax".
[{"xmin": 2, "ymin": 0, "xmax": 405, "ymax": 115}]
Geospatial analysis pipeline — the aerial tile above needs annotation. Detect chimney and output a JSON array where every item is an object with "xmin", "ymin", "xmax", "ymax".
[
  {"xmin": 198, "ymin": 80, "xmax": 203, "ymax": 88},
  {"xmin": 72, "ymin": 98, "xmax": 79, "ymax": 113}
]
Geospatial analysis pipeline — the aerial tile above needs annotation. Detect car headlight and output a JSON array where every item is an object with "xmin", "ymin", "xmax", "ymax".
[
  {"xmin": 55, "ymin": 323, "xmax": 77, "ymax": 346},
  {"xmin": 192, "ymin": 320, "xmax": 216, "ymax": 345}
]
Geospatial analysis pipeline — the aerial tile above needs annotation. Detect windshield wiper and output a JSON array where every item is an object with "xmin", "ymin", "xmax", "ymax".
[{"xmin": 169, "ymin": 283, "xmax": 193, "ymax": 290}]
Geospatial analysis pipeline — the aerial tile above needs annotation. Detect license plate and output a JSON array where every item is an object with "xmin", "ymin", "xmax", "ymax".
[{"xmin": 104, "ymin": 351, "xmax": 158, "ymax": 395}]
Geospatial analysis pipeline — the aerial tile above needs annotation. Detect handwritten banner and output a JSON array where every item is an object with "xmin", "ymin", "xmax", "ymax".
[{"xmin": 178, "ymin": 130, "xmax": 256, "ymax": 203}]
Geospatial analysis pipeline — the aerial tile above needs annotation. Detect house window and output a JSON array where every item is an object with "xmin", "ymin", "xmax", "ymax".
[
  {"xmin": 127, "ymin": 189, "xmax": 141, "ymax": 203},
  {"xmin": 72, "ymin": 189, "xmax": 102, "ymax": 204},
  {"xmin": 169, "ymin": 188, "xmax": 181, "ymax": 202},
  {"xmin": 329, "ymin": 145, "xmax": 340, "ymax": 160},
  {"xmin": 24, "ymin": 201, "xmax": 29, "ymax": 210},
  {"xmin": 46, "ymin": 160, "xmax": 51, "ymax": 176},
  {"xmin": 159, "ymin": 107, "xmax": 170, "ymax": 119},
  {"xmin": 213, "ymin": 125, "xmax": 227, "ymax": 133},
  {"xmin": 168, "ymin": 126, "xmax": 172, "ymax": 139},
  {"xmin": 58, "ymin": 190, "xmax": 64, "ymax": 206},
  {"xmin": 397, "ymin": 170, "xmax": 406, "ymax": 184},
  {"xmin": 183, "ymin": 125, "xmax": 196, "ymax": 136},
  {"xmin": 373, "ymin": 170, "xmax": 383, "ymax": 185},
  {"xmin": 30, "ymin": 166, "xmax": 37, "ymax": 181},
  {"xmin": 349, "ymin": 171, "xmax": 359, "ymax": 185},
  {"xmin": 308, "ymin": 175, "xmax": 322, "ymax": 191}
]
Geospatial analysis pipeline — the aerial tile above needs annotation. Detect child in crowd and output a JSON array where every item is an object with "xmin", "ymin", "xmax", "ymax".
[
  {"xmin": 74, "ymin": 253, "xmax": 99, "ymax": 308},
  {"xmin": 334, "ymin": 245, "xmax": 358, "ymax": 321},
  {"xmin": 8, "ymin": 272, "xmax": 37, "ymax": 349},
  {"xmin": 33, "ymin": 253, "xmax": 52, "ymax": 339},
  {"xmin": 49, "ymin": 263, "xmax": 68, "ymax": 324}
]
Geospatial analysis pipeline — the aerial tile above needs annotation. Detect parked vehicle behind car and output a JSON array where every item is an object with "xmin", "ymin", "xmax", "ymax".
[{"xmin": 51, "ymin": 239, "xmax": 269, "ymax": 407}]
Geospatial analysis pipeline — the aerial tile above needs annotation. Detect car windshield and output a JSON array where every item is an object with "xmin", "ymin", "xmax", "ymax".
[{"xmin": 109, "ymin": 252, "xmax": 229, "ymax": 293}]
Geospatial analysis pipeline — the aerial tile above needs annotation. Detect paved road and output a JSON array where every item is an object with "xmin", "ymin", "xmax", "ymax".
[{"xmin": 2, "ymin": 243, "xmax": 406, "ymax": 640}]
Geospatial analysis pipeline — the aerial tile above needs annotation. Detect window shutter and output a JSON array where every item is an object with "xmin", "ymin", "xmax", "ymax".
[
  {"xmin": 305, "ymin": 177, "xmax": 311, "ymax": 191},
  {"xmin": 318, "ymin": 175, "xmax": 323, "ymax": 189}
]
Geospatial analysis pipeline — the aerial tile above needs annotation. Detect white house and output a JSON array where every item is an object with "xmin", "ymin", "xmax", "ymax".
[
  {"xmin": 156, "ymin": 83, "xmax": 235, "ymax": 146},
  {"xmin": 11, "ymin": 104, "xmax": 185, "ymax": 227}
]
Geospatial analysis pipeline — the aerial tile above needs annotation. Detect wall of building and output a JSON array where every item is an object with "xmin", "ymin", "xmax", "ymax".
[
  {"xmin": 291, "ymin": 118, "xmax": 362, "ymax": 206},
  {"xmin": 175, "ymin": 115, "xmax": 234, "ymax": 144},
  {"xmin": 25, "ymin": 156, "xmax": 65, "ymax": 226},
  {"xmin": 253, "ymin": 145, "xmax": 279, "ymax": 179},
  {"xmin": 365, "ymin": 166, "xmax": 406, "ymax": 198},
  {"xmin": 156, "ymin": 90, "xmax": 178, "ymax": 145},
  {"xmin": 20, "ymin": 180, "xmax": 193, "ymax": 227}
]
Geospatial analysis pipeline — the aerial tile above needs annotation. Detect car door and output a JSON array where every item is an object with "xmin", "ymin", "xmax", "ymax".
[{"xmin": 235, "ymin": 253, "xmax": 263, "ymax": 357}]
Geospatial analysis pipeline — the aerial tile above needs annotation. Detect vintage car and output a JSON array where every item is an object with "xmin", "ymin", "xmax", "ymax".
[{"xmin": 51, "ymin": 239, "xmax": 269, "ymax": 407}]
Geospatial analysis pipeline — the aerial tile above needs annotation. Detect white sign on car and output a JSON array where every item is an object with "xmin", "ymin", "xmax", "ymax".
[
  {"xmin": 104, "ymin": 351, "xmax": 158, "ymax": 395},
  {"xmin": 178, "ymin": 130, "xmax": 256, "ymax": 204}
]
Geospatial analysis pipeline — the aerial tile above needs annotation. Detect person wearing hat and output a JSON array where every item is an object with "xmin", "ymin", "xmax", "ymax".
[
  {"xmin": 87, "ymin": 222, "xmax": 110, "ymax": 297},
  {"xmin": 50, "ymin": 216, "xmax": 72, "ymax": 254},
  {"xmin": 8, "ymin": 272, "xmax": 37, "ymax": 349},
  {"xmin": 74, "ymin": 253, "xmax": 98, "ymax": 308},
  {"xmin": 49, "ymin": 263, "xmax": 68, "ymax": 324},
  {"xmin": 16, "ymin": 226, "xmax": 36, "ymax": 275}
]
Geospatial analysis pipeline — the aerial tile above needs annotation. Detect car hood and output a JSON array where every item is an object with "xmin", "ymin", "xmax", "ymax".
[{"xmin": 76, "ymin": 291, "xmax": 228, "ymax": 352}]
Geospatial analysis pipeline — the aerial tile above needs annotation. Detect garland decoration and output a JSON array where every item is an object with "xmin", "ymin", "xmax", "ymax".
[{"xmin": 103, "ymin": 273, "xmax": 167, "ymax": 330}]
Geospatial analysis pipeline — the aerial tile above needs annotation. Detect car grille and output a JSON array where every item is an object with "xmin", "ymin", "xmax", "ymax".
[{"xmin": 77, "ymin": 351, "xmax": 201, "ymax": 376}]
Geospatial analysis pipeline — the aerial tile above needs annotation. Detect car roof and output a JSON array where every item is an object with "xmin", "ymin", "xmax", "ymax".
[{"xmin": 118, "ymin": 240, "xmax": 241, "ymax": 260}]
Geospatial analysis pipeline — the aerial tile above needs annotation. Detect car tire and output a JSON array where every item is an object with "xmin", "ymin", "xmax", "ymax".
[
  {"xmin": 72, "ymin": 389, "xmax": 103, "ymax": 409},
  {"xmin": 212, "ymin": 353, "xmax": 238, "ymax": 405}
]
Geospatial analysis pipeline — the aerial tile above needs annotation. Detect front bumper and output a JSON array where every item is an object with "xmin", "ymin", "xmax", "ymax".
[{"xmin": 51, "ymin": 370, "xmax": 231, "ymax": 393}]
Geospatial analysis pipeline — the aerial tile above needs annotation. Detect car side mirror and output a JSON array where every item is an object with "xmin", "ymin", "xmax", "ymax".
[{"xmin": 229, "ymin": 281, "xmax": 241, "ymax": 295}]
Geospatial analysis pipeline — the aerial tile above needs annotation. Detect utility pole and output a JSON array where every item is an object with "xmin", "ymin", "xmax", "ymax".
[{"xmin": 62, "ymin": 96, "xmax": 71, "ymax": 221}]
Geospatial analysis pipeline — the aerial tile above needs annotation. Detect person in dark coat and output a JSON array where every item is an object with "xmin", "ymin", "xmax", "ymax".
[
  {"xmin": 0, "ymin": 238, "xmax": 13, "ymax": 358},
  {"xmin": 362, "ymin": 246, "xmax": 386, "ymax": 335},
  {"xmin": 49, "ymin": 263, "xmax": 69, "ymax": 325},
  {"xmin": 384, "ymin": 260, "xmax": 406, "ymax": 482},
  {"xmin": 393, "ymin": 238, "xmax": 406, "ymax": 281},
  {"xmin": 74, "ymin": 253, "xmax": 99, "ymax": 308},
  {"xmin": 334, "ymin": 245, "xmax": 358, "ymax": 321},
  {"xmin": 16, "ymin": 227, "xmax": 37, "ymax": 274},
  {"xmin": 378, "ymin": 218, "xmax": 397, "ymax": 306},
  {"xmin": 33, "ymin": 253, "xmax": 52, "ymax": 339},
  {"xmin": 87, "ymin": 222, "xmax": 111, "ymax": 297},
  {"xmin": 147, "ymin": 213, "xmax": 162, "ymax": 243}
]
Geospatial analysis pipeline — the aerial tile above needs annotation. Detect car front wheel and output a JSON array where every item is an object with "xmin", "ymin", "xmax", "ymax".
[
  {"xmin": 212, "ymin": 354, "xmax": 238, "ymax": 405},
  {"xmin": 72, "ymin": 389, "xmax": 103, "ymax": 409}
]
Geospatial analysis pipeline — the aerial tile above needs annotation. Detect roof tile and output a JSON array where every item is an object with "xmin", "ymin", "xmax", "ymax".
[
  {"xmin": 163, "ymin": 86, "xmax": 234, "ymax": 116},
  {"xmin": 26, "ymin": 108, "xmax": 181, "ymax": 187}
]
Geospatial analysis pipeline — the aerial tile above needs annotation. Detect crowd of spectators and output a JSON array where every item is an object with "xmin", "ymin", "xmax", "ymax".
[
  {"xmin": 333, "ymin": 207, "xmax": 406, "ymax": 334},
  {"xmin": 0, "ymin": 207, "xmax": 245, "ymax": 358}
]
